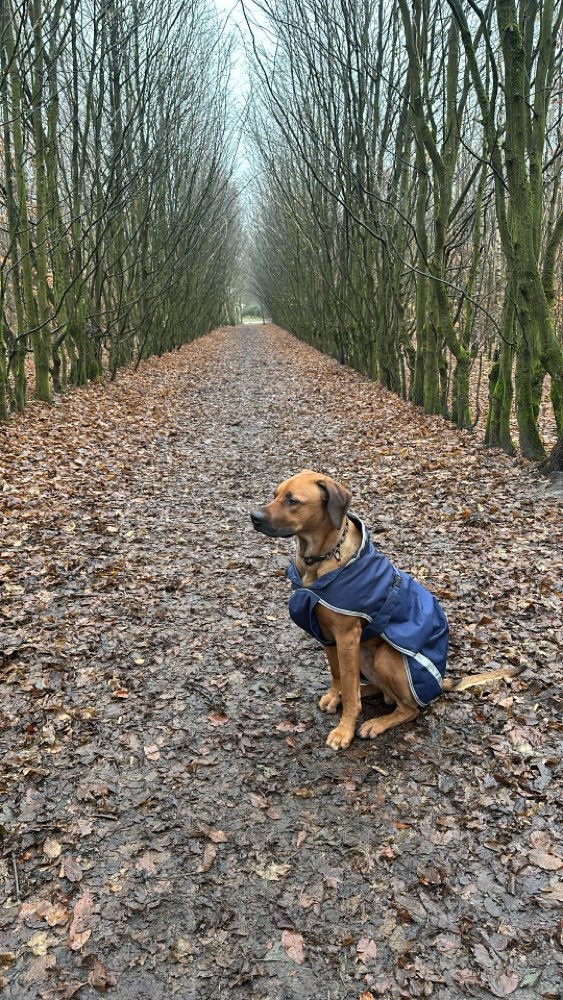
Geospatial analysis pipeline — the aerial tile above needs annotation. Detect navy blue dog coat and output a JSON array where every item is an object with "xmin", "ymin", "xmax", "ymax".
[{"xmin": 287, "ymin": 514, "xmax": 449, "ymax": 707}]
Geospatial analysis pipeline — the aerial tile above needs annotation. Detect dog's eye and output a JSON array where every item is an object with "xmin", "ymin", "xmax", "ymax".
[{"xmin": 286, "ymin": 496, "xmax": 300, "ymax": 506}]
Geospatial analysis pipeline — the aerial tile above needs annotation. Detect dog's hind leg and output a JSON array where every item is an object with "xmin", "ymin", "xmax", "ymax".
[
  {"xmin": 359, "ymin": 702, "xmax": 419, "ymax": 738},
  {"xmin": 358, "ymin": 643, "xmax": 420, "ymax": 739},
  {"xmin": 360, "ymin": 684, "xmax": 382, "ymax": 699},
  {"xmin": 359, "ymin": 644, "xmax": 383, "ymax": 700}
]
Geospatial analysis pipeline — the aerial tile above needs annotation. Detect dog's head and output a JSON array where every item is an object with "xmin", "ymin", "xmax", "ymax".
[{"xmin": 250, "ymin": 470, "xmax": 351, "ymax": 538}]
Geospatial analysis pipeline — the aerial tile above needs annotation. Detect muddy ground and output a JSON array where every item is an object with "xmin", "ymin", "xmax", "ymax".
[{"xmin": 1, "ymin": 325, "xmax": 562, "ymax": 999}]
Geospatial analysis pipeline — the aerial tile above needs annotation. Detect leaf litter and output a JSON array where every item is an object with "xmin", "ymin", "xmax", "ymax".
[{"xmin": 0, "ymin": 324, "xmax": 561, "ymax": 999}]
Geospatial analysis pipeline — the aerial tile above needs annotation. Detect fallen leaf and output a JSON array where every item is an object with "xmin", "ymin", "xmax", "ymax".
[
  {"xmin": 207, "ymin": 713, "xmax": 229, "ymax": 726},
  {"xmin": 87, "ymin": 957, "xmax": 117, "ymax": 990},
  {"xmin": 197, "ymin": 843, "xmax": 217, "ymax": 872},
  {"xmin": 249, "ymin": 792, "xmax": 269, "ymax": 809},
  {"xmin": 263, "ymin": 940, "xmax": 291, "ymax": 962},
  {"xmin": 208, "ymin": 829, "xmax": 228, "ymax": 843},
  {"xmin": 300, "ymin": 890, "xmax": 321, "ymax": 909},
  {"xmin": 26, "ymin": 932, "xmax": 54, "ymax": 956},
  {"xmin": 357, "ymin": 937, "xmax": 378, "ymax": 963},
  {"xmin": 528, "ymin": 849, "xmax": 563, "ymax": 871},
  {"xmin": 43, "ymin": 837, "xmax": 62, "ymax": 860},
  {"xmin": 281, "ymin": 930, "xmax": 305, "ymax": 964},
  {"xmin": 135, "ymin": 855, "xmax": 157, "ymax": 875},
  {"xmin": 56, "ymin": 980, "xmax": 84, "ymax": 997},
  {"xmin": 68, "ymin": 892, "xmax": 94, "ymax": 951},
  {"xmin": 323, "ymin": 868, "xmax": 343, "ymax": 888},
  {"xmin": 275, "ymin": 720, "xmax": 307, "ymax": 732},
  {"xmin": 254, "ymin": 862, "xmax": 291, "ymax": 881},
  {"xmin": 542, "ymin": 882, "xmax": 563, "ymax": 901},
  {"xmin": 18, "ymin": 900, "xmax": 50, "ymax": 926},
  {"xmin": 45, "ymin": 903, "xmax": 71, "ymax": 927},
  {"xmin": 60, "ymin": 856, "xmax": 83, "ymax": 883},
  {"xmin": 487, "ymin": 971, "xmax": 520, "ymax": 997},
  {"xmin": 171, "ymin": 938, "xmax": 194, "ymax": 961},
  {"xmin": 24, "ymin": 954, "xmax": 57, "ymax": 983}
]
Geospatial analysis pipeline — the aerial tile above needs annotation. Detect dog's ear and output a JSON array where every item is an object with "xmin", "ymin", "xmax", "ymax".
[{"xmin": 317, "ymin": 477, "xmax": 351, "ymax": 528}]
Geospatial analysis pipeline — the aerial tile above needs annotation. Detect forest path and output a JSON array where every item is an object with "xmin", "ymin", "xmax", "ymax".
[{"xmin": 1, "ymin": 325, "xmax": 561, "ymax": 1000}]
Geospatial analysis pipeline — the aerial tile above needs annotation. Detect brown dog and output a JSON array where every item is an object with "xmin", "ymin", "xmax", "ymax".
[{"xmin": 250, "ymin": 470, "xmax": 524, "ymax": 750}]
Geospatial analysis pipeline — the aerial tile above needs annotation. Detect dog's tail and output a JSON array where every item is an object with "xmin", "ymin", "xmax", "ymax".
[{"xmin": 443, "ymin": 664, "xmax": 526, "ymax": 693}]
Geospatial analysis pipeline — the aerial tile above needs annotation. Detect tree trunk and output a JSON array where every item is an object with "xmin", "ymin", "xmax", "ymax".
[
  {"xmin": 542, "ymin": 431, "xmax": 563, "ymax": 473},
  {"xmin": 515, "ymin": 339, "xmax": 546, "ymax": 461}
]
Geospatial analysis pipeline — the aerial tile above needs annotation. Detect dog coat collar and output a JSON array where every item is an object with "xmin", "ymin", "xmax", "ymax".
[{"xmin": 300, "ymin": 517, "xmax": 350, "ymax": 566}]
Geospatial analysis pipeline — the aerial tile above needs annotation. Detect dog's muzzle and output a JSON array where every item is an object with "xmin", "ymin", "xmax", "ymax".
[{"xmin": 250, "ymin": 510, "xmax": 294, "ymax": 537}]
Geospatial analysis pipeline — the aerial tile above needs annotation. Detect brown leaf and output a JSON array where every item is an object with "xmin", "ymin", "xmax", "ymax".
[
  {"xmin": 87, "ymin": 958, "xmax": 117, "ymax": 990},
  {"xmin": 197, "ymin": 843, "xmax": 217, "ymax": 872},
  {"xmin": 357, "ymin": 937, "xmax": 378, "ymax": 963},
  {"xmin": 171, "ymin": 938, "xmax": 195, "ymax": 962},
  {"xmin": 529, "ymin": 831, "xmax": 552, "ymax": 849},
  {"xmin": 323, "ymin": 868, "xmax": 343, "ymax": 888},
  {"xmin": 254, "ymin": 861, "xmax": 291, "ymax": 881},
  {"xmin": 43, "ymin": 837, "xmax": 62, "ymax": 860},
  {"xmin": 56, "ymin": 981, "xmax": 84, "ymax": 998},
  {"xmin": 249, "ymin": 792, "xmax": 269, "ymax": 809},
  {"xmin": 135, "ymin": 855, "xmax": 158, "ymax": 875},
  {"xmin": 68, "ymin": 891, "xmax": 94, "ymax": 951},
  {"xmin": 293, "ymin": 787, "xmax": 314, "ymax": 799},
  {"xmin": 207, "ymin": 713, "xmax": 229, "ymax": 726},
  {"xmin": 528, "ymin": 849, "xmax": 563, "ymax": 871},
  {"xmin": 45, "ymin": 903, "xmax": 71, "ymax": 927},
  {"xmin": 275, "ymin": 719, "xmax": 307, "ymax": 732},
  {"xmin": 487, "ymin": 971, "xmax": 520, "ymax": 997},
  {"xmin": 24, "ymin": 953, "xmax": 57, "ymax": 984},
  {"xmin": 281, "ymin": 930, "xmax": 305, "ymax": 964},
  {"xmin": 60, "ymin": 856, "xmax": 83, "ymax": 883},
  {"xmin": 208, "ymin": 829, "xmax": 228, "ymax": 843},
  {"xmin": 299, "ymin": 891, "xmax": 320, "ymax": 909},
  {"xmin": 26, "ymin": 931, "xmax": 55, "ymax": 956},
  {"xmin": 18, "ymin": 900, "xmax": 50, "ymax": 927}
]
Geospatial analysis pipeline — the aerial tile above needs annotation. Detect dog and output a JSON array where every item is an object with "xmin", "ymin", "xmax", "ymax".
[{"xmin": 250, "ymin": 470, "xmax": 524, "ymax": 750}]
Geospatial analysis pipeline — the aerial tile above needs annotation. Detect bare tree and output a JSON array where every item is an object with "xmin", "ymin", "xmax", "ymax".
[
  {"xmin": 0, "ymin": 0, "xmax": 243, "ymax": 416},
  {"xmin": 247, "ymin": 0, "xmax": 563, "ymax": 465}
]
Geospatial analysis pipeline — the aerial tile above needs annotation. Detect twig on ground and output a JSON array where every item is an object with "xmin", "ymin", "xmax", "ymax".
[{"xmin": 11, "ymin": 853, "xmax": 20, "ymax": 900}]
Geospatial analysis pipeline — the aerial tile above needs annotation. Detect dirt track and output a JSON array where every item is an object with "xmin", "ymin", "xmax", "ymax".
[{"xmin": 1, "ymin": 325, "xmax": 562, "ymax": 999}]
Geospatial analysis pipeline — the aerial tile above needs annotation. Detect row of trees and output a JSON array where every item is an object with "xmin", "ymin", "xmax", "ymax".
[
  {"xmin": 0, "ymin": 0, "xmax": 242, "ymax": 420},
  {"xmin": 246, "ymin": 0, "xmax": 563, "ymax": 468}
]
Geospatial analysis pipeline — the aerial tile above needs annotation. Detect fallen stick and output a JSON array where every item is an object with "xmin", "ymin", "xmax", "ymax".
[{"xmin": 11, "ymin": 853, "xmax": 20, "ymax": 900}]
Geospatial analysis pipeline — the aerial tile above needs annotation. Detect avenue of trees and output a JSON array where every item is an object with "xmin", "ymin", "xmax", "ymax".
[
  {"xmin": 0, "ymin": 0, "xmax": 241, "ymax": 420},
  {"xmin": 2, "ymin": 0, "xmax": 563, "ymax": 471},
  {"xmin": 247, "ymin": 0, "xmax": 563, "ymax": 469}
]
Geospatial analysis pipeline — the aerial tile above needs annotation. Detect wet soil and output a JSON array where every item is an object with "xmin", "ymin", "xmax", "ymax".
[{"xmin": 1, "ymin": 325, "xmax": 562, "ymax": 999}]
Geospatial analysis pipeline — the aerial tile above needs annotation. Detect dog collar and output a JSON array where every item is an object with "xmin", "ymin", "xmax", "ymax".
[{"xmin": 301, "ymin": 518, "xmax": 350, "ymax": 566}]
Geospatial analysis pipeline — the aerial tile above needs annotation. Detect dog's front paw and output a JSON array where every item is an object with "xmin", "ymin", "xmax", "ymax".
[
  {"xmin": 319, "ymin": 688, "xmax": 341, "ymax": 714},
  {"xmin": 326, "ymin": 722, "xmax": 355, "ymax": 750}
]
